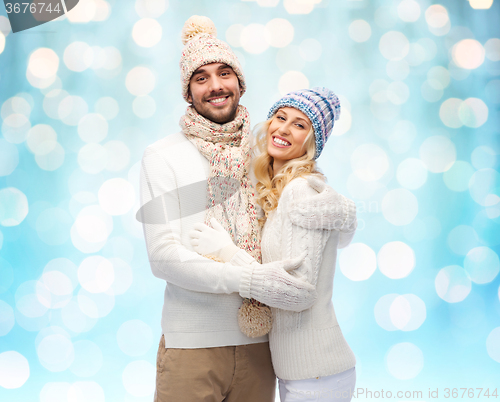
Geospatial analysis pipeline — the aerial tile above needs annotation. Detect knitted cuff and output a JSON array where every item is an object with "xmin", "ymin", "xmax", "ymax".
[
  {"xmin": 230, "ymin": 249, "xmax": 256, "ymax": 266},
  {"xmin": 239, "ymin": 262, "xmax": 255, "ymax": 299},
  {"xmin": 241, "ymin": 263, "xmax": 267, "ymax": 301},
  {"xmin": 224, "ymin": 263, "xmax": 244, "ymax": 294},
  {"xmin": 219, "ymin": 243, "xmax": 241, "ymax": 263},
  {"xmin": 340, "ymin": 195, "xmax": 357, "ymax": 233}
]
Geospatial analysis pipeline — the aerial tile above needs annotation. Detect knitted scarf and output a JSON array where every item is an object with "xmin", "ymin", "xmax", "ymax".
[{"xmin": 180, "ymin": 105, "xmax": 262, "ymax": 263}]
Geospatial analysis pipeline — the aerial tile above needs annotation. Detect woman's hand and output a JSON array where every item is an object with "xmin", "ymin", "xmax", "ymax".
[{"xmin": 189, "ymin": 218, "xmax": 240, "ymax": 261}]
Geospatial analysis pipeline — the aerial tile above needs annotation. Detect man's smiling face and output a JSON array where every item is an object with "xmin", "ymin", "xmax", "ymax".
[{"xmin": 187, "ymin": 63, "xmax": 242, "ymax": 124}]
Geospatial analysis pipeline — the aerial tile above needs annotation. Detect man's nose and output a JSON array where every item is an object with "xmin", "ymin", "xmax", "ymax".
[{"xmin": 208, "ymin": 75, "xmax": 223, "ymax": 92}]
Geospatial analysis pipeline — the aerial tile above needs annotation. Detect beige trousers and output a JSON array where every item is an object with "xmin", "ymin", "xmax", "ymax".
[{"xmin": 154, "ymin": 335, "xmax": 276, "ymax": 402}]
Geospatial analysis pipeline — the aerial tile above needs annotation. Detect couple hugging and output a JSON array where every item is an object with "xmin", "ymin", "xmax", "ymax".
[{"xmin": 139, "ymin": 15, "xmax": 357, "ymax": 402}]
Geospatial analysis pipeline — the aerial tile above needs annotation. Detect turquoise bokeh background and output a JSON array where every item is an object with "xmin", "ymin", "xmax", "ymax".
[{"xmin": 0, "ymin": 0, "xmax": 499, "ymax": 400}]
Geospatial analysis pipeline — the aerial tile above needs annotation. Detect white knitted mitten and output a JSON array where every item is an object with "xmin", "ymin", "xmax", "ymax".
[
  {"xmin": 239, "ymin": 252, "xmax": 317, "ymax": 312},
  {"xmin": 189, "ymin": 218, "xmax": 240, "ymax": 262},
  {"xmin": 288, "ymin": 175, "xmax": 357, "ymax": 232}
]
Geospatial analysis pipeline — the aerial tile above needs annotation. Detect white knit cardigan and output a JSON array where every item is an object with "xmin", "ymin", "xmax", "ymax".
[{"xmin": 230, "ymin": 176, "xmax": 357, "ymax": 380}]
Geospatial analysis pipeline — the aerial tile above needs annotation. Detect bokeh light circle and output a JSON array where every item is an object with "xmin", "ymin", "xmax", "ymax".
[
  {"xmin": 0, "ymin": 300, "xmax": 15, "ymax": 336},
  {"xmin": 299, "ymin": 38, "xmax": 322, "ymax": 62},
  {"xmin": 379, "ymin": 31, "xmax": 410, "ymax": 61},
  {"xmin": 447, "ymin": 225, "xmax": 479, "ymax": 256},
  {"xmin": 78, "ymin": 143, "xmax": 108, "ymax": 174},
  {"xmin": 94, "ymin": 97, "xmax": 119, "ymax": 120},
  {"xmin": 126, "ymin": 66, "xmax": 156, "ymax": 96},
  {"xmin": 0, "ymin": 187, "xmax": 29, "ymax": 227},
  {"xmin": 464, "ymin": 247, "xmax": 500, "ymax": 284},
  {"xmin": 443, "ymin": 161, "xmax": 475, "ymax": 192},
  {"xmin": 419, "ymin": 135, "xmax": 456, "ymax": 173},
  {"xmin": 378, "ymin": 241, "xmax": 416, "ymax": 279},
  {"xmin": 468, "ymin": 168, "xmax": 500, "ymax": 207},
  {"xmin": 132, "ymin": 18, "xmax": 162, "ymax": 48},
  {"xmin": 77, "ymin": 288, "xmax": 115, "ymax": 319},
  {"xmin": 486, "ymin": 327, "xmax": 500, "ymax": 363},
  {"xmin": 458, "ymin": 98, "xmax": 488, "ymax": 128},
  {"xmin": 471, "ymin": 146, "xmax": 496, "ymax": 169},
  {"xmin": 382, "ymin": 189, "xmax": 418, "ymax": 226},
  {"xmin": 266, "ymin": 18, "xmax": 294, "ymax": 48},
  {"xmin": 98, "ymin": 178, "xmax": 136, "ymax": 215},
  {"xmin": 1, "ymin": 113, "xmax": 31, "ymax": 144},
  {"xmin": 339, "ymin": 243, "xmax": 377, "ymax": 281},
  {"xmin": 452, "ymin": 39, "xmax": 485, "ymax": 70},
  {"xmin": 64, "ymin": 42, "xmax": 93, "ymax": 72},
  {"xmin": 37, "ymin": 334, "xmax": 74, "ymax": 372},
  {"xmin": 35, "ymin": 142, "xmax": 65, "ymax": 171},
  {"xmin": 117, "ymin": 320, "xmax": 154, "ymax": 356},
  {"xmin": 78, "ymin": 256, "xmax": 115, "ymax": 294},
  {"xmin": 135, "ymin": 0, "xmax": 168, "ymax": 18},
  {"xmin": 241, "ymin": 24, "xmax": 269, "ymax": 54},
  {"xmin": 40, "ymin": 383, "xmax": 71, "ymax": 402},
  {"xmin": 27, "ymin": 124, "xmax": 57, "ymax": 156},
  {"xmin": 435, "ymin": 265, "xmax": 471, "ymax": 303},
  {"xmin": 122, "ymin": 360, "xmax": 156, "ymax": 397},
  {"xmin": 67, "ymin": 381, "xmax": 105, "ymax": 402},
  {"xmin": 351, "ymin": 144, "xmax": 389, "ymax": 181},
  {"xmin": 397, "ymin": 0, "xmax": 421, "ymax": 22},
  {"xmin": 58, "ymin": 95, "xmax": 89, "ymax": 126},
  {"xmin": 0, "ymin": 139, "xmax": 19, "ymax": 176},
  {"xmin": 396, "ymin": 158, "xmax": 428, "ymax": 189},
  {"xmin": 104, "ymin": 141, "xmax": 131, "ymax": 172},
  {"xmin": 278, "ymin": 71, "xmax": 309, "ymax": 95},
  {"xmin": 69, "ymin": 340, "xmax": 103, "ymax": 377},
  {"xmin": 0, "ymin": 351, "xmax": 30, "ymax": 389},
  {"xmin": 386, "ymin": 342, "xmax": 424, "ymax": 380},
  {"xmin": 28, "ymin": 48, "xmax": 59, "ymax": 79},
  {"xmin": 78, "ymin": 113, "xmax": 108, "ymax": 143},
  {"xmin": 349, "ymin": 20, "xmax": 371, "ymax": 43},
  {"xmin": 485, "ymin": 38, "xmax": 500, "ymax": 61},
  {"xmin": 132, "ymin": 95, "xmax": 156, "ymax": 119}
]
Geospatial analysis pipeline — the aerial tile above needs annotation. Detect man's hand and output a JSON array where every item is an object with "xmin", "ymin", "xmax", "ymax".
[{"xmin": 189, "ymin": 218, "xmax": 240, "ymax": 261}]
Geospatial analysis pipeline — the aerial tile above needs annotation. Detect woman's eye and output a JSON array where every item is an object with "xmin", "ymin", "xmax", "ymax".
[
  {"xmin": 277, "ymin": 116, "xmax": 285, "ymax": 121},
  {"xmin": 297, "ymin": 124, "xmax": 304, "ymax": 129}
]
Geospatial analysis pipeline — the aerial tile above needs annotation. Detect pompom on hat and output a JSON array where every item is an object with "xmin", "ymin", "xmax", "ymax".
[
  {"xmin": 180, "ymin": 16, "xmax": 246, "ymax": 102},
  {"xmin": 267, "ymin": 87, "xmax": 341, "ymax": 159}
]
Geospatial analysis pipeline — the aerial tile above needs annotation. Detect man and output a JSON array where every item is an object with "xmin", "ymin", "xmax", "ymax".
[{"xmin": 139, "ymin": 15, "xmax": 315, "ymax": 402}]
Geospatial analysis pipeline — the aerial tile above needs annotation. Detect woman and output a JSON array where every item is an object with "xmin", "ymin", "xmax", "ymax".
[{"xmin": 190, "ymin": 87, "xmax": 357, "ymax": 401}]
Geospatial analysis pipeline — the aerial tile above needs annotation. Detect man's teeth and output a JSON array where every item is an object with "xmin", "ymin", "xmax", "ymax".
[
  {"xmin": 209, "ymin": 97, "xmax": 227, "ymax": 104},
  {"xmin": 273, "ymin": 137, "xmax": 290, "ymax": 146}
]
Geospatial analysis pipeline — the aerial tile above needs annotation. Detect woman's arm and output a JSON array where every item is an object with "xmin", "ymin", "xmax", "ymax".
[{"xmin": 190, "ymin": 176, "xmax": 357, "ymax": 311}]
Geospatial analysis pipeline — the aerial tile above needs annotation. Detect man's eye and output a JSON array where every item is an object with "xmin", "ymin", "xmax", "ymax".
[
  {"xmin": 221, "ymin": 71, "xmax": 230, "ymax": 76},
  {"xmin": 197, "ymin": 77, "xmax": 206, "ymax": 82}
]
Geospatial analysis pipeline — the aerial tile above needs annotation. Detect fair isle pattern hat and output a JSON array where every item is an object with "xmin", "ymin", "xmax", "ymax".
[
  {"xmin": 180, "ymin": 16, "xmax": 246, "ymax": 102},
  {"xmin": 267, "ymin": 87, "xmax": 341, "ymax": 159}
]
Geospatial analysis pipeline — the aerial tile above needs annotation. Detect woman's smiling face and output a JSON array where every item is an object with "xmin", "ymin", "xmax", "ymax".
[{"xmin": 267, "ymin": 107, "xmax": 313, "ymax": 170}]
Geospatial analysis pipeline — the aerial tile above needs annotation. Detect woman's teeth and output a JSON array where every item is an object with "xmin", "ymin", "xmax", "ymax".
[{"xmin": 273, "ymin": 137, "xmax": 291, "ymax": 146}]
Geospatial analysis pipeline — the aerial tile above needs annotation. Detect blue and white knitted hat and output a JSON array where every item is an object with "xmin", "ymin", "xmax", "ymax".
[{"xmin": 267, "ymin": 87, "xmax": 341, "ymax": 159}]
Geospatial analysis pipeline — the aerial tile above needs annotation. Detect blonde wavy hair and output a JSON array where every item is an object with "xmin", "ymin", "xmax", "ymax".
[{"xmin": 252, "ymin": 114, "xmax": 325, "ymax": 226}]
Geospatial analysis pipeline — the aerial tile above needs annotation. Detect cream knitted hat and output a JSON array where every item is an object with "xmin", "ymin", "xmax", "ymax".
[{"xmin": 180, "ymin": 16, "xmax": 246, "ymax": 102}]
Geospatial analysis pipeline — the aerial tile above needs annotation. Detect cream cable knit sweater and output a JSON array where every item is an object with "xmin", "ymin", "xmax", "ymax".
[
  {"xmin": 140, "ymin": 132, "xmax": 316, "ymax": 348},
  {"xmin": 228, "ymin": 176, "xmax": 357, "ymax": 380}
]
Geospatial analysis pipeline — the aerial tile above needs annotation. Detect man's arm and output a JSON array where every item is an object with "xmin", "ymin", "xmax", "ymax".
[{"xmin": 139, "ymin": 146, "xmax": 242, "ymax": 294}]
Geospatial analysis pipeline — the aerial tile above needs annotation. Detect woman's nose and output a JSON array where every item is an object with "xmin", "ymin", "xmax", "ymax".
[{"xmin": 278, "ymin": 123, "xmax": 291, "ymax": 135}]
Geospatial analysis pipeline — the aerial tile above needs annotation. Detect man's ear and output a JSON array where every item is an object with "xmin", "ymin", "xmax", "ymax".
[{"xmin": 187, "ymin": 88, "xmax": 192, "ymax": 103}]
